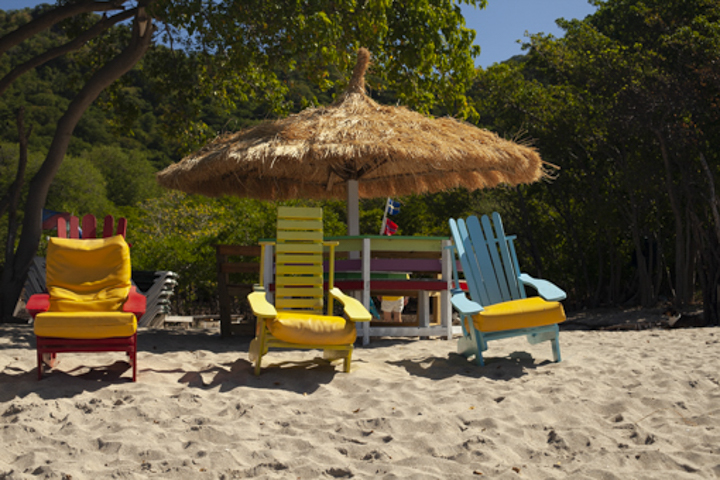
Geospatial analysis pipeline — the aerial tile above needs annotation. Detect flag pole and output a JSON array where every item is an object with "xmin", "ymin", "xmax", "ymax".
[{"xmin": 379, "ymin": 198, "xmax": 390, "ymax": 235}]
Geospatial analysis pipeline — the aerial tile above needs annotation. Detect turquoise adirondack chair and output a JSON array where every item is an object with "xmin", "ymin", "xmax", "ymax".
[{"xmin": 448, "ymin": 212, "xmax": 566, "ymax": 366}]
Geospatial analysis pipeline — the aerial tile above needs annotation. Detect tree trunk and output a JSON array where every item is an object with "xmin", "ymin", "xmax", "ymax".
[
  {"xmin": 0, "ymin": 109, "xmax": 30, "ymax": 219},
  {"xmin": 629, "ymin": 219, "xmax": 654, "ymax": 307},
  {"xmin": 698, "ymin": 152, "xmax": 720, "ymax": 324},
  {"xmin": 692, "ymin": 212, "xmax": 720, "ymax": 325},
  {"xmin": 0, "ymin": 108, "xmax": 31, "ymax": 311},
  {"xmin": 655, "ymin": 130, "xmax": 690, "ymax": 305},
  {"xmin": 0, "ymin": 15, "xmax": 153, "ymax": 321}
]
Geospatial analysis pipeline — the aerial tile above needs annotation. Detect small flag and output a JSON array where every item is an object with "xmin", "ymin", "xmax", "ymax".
[
  {"xmin": 383, "ymin": 219, "xmax": 398, "ymax": 236},
  {"xmin": 386, "ymin": 199, "xmax": 401, "ymax": 215}
]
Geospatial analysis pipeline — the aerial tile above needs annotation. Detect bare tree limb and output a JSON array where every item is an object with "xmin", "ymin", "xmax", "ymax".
[
  {"xmin": 0, "ymin": 8, "xmax": 138, "ymax": 97},
  {"xmin": 0, "ymin": 0, "xmax": 128, "ymax": 57}
]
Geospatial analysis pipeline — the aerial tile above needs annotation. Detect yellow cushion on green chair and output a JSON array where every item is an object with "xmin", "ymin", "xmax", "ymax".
[
  {"xmin": 34, "ymin": 311, "xmax": 137, "ymax": 339},
  {"xmin": 473, "ymin": 297, "xmax": 565, "ymax": 332},
  {"xmin": 267, "ymin": 312, "xmax": 357, "ymax": 346}
]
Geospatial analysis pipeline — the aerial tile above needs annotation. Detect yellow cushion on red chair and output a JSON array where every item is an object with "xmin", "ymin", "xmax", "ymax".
[
  {"xmin": 34, "ymin": 311, "xmax": 137, "ymax": 339},
  {"xmin": 267, "ymin": 312, "xmax": 357, "ymax": 346},
  {"xmin": 473, "ymin": 297, "xmax": 565, "ymax": 332},
  {"xmin": 46, "ymin": 235, "xmax": 131, "ymax": 313}
]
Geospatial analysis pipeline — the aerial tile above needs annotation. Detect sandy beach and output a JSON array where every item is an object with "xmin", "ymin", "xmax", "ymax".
[{"xmin": 1, "ymin": 314, "xmax": 719, "ymax": 479}]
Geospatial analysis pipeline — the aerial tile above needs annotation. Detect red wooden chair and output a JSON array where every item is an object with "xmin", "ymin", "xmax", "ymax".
[
  {"xmin": 56, "ymin": 214, "xmax": 127, "ymax": 239},
  {"xmin": 27, "ymin": 235, "xmax": 145, "ymax": 381}
]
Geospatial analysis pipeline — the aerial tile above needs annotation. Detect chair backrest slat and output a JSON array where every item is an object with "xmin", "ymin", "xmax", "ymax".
[
  {"xmin": 274, "ymin": 206, "xmax": 325, "ymax": 314},
  {"xmin": 450, "ymin": 218, "xmax": 490, "ymax": 306},
  {"xmin": 69, "ymin": 216, "xmax": 81, "ymax": 239},
  {"xmin": 490, "ymin": 212, "xmax": 523, "ymax": 300},
  {"xmin": 52, "ymin": 214, "xmax": 127, "ymax": 240},
  {"xmin": 116, "ymin": 217, "xmax": 128, "ymax": 237},
  {"xmin": 56, "ymin": 217, "xmax": 67, "ymax": 238},
  {"xmin": 450, "ymin": 213, "xmax": 524, "ymax": 307},
  {"xmin": 82, "ymin": 214, "xmax": 97, "ymax": 239},
  {"xmin": 103, "ymin": 214, "xmax": 115, "ymax": 237},
  {"xmin": 466, "ymin": 216, "xmax": 504, "ymax": 304}
]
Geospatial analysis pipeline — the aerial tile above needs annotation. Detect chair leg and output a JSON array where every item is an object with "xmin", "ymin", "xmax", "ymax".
[
  {"xmin": 473, "ymin": 328, "xmax": 487, "ymax": 366},
  {"xmin": 344, "ymin": 348, "xmax": 353, "ymax": 373},
  {"xmin": 457, "ymin": 334, "xmax": 476, "ymax": 358},
  {"xmin": 37, "ymin": 349, "xmax": 43, "ymax": 380},
  {"xmin": 551, "ymin": 336, "xmax": 562, "ymax": 363},
  {"xmin": 130, "ymin": 351, "xmax": 137, "ymax": 382},
  {"xmin": 474, "ymin": 346, "xmax": 485, "ymax": 366},
  {"xmin": 254, "ymin": 328, "xmax": 267, "ymax": 376},
  {"xmin": 457, "ymin": 315, "xmax": 479, "ymax": 360},
  {"xmin": 130, "ymin": 334, "xmax": 137, "ymax": 382}
]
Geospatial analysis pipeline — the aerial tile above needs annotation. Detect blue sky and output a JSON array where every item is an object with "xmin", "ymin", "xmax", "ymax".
[
  {"xmin": 463, "ymin": 1, "xmax": 598, "ymax": 67},
  {"xmin": 3, "ymin": 0, "xmax": 598, "ymax": 68}
]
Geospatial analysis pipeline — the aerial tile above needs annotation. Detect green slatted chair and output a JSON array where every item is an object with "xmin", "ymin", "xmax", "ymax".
[
  {"xmin": 449, "ymin": 212, "xmax": 567, "ymax": 366},
  {"xmin": 248, "ymin": 207, "xmax": 371, "ymax": 375}
]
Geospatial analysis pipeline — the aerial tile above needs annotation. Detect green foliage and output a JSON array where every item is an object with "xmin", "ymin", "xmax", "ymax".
[
  {"xmin": 47, "ymin": 154, "xmax": 113, "ymax": 216},
  {"xmin": 469, "ymin": 0, "xmax": 720, "ymax": 310},
  {"xmin": 80, "ymin": 145, "xmax": 161, "ymax": 207},
  {"xmin": 125, "ymin": 192, "xmax": 350, "ymax": 312},
  {"xmin": 142, "ymin": 0, "xmax": 486, "ymax": 156}
]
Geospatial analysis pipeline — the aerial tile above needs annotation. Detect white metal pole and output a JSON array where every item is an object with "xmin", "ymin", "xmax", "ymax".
[
  {"xmin": 347, "ymin": 179, "xmax": 360, "ymax": 236},
  {"xmin": 347, "ymin": 179, "xmax": 360, "ymax": 260}
]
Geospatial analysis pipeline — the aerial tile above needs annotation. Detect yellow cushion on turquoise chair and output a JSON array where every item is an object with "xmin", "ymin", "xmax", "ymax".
[
  {"xmin": 34, "ymin": 311, "xmax": 137, "ymax": 339},
  {"xmin": 267, "ymin": 313, "xmax": 357, "ymax": 346},
  {"xmin": 473, "ymin": 297, "xmax": 565, "ymax": 332},
  {"xmin": 45, "ymin": 235, "xmax": 131, "ymax": 313}
]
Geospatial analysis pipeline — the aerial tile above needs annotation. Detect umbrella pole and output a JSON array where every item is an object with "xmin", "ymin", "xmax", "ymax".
[{"xmin": 347, "ymin": 179, "xmax": 360, "ymax": 236}]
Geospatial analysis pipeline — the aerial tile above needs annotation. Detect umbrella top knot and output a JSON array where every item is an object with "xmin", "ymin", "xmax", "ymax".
[{"xmin": 347, "ymin": 47, "xmax": 370, "ymax": 95}]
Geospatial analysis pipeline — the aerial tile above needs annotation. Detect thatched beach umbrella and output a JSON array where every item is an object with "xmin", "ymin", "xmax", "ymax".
[{"xmin": 157, "ymin": 48, "xmax": 550, "ymax": 235}]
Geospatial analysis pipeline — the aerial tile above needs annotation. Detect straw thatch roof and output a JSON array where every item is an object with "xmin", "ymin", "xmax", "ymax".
[{"xmin": 157, "ymin": 48, "xmax": 549, "ymax": 200}]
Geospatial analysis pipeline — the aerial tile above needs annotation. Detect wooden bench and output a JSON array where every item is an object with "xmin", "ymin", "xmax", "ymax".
[{"xmin": 215, "ymin": 245, "xmax": 262, "ymax": 337}]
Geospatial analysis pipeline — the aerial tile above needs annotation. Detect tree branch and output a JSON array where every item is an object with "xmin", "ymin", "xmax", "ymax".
[
  {"xmin": 0, "ymin": 0, "xmax": 128, "ymax": 57},
  {"xmin": 0, "ymin": 8, "xmax": 137, "ymax": 97}
]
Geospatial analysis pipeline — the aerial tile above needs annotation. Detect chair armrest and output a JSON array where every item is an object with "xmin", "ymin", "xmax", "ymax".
[
  {"xmin": 248, "ymin": 291, "xmax": 277, "ymax": 318},
  {"xmin": 26, "ymin": 294, "xmax": 50, "ymax": 318},
  {"xmin": 123, "ymin": 286, "xmax": 147, "ymax": 318},
  {"xmin": 450, "ymin": 288, "xmax": 482, "ymax": 316},
  {"xmin": 519, "ymin": 273, "xmax": 567, "ymax": 301},
  {"xmin": 329, "ymin": 287, "xmax": 371, "ymax": 322}
]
